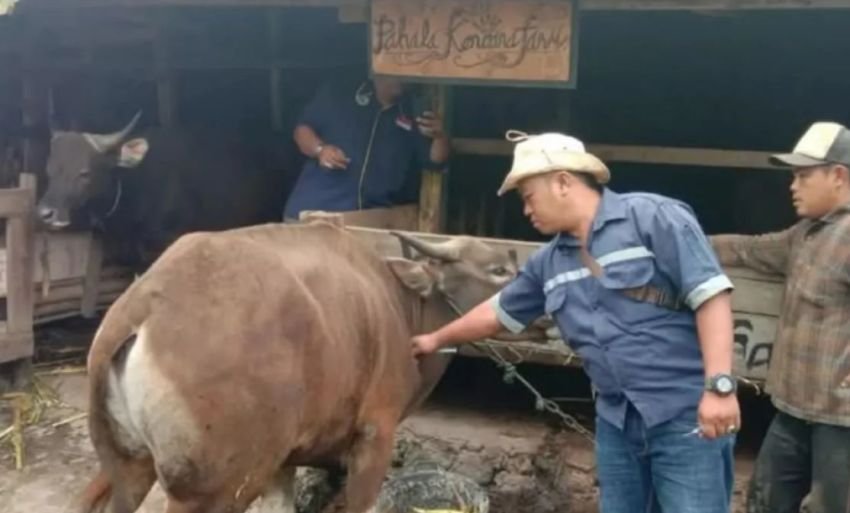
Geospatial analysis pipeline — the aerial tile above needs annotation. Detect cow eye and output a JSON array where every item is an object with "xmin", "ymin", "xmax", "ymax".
[{"xmin": 490, "ymin": 266, "xmax": 511, "ymax": 277}]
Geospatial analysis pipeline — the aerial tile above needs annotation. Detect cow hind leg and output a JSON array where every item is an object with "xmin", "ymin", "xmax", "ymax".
[
  {"xmin": 76, "ymin": 457, "xmax": 156, "ymax": 513},
  {"xmin": 327, "ymin": 423, "xmax": 396, "ymax": 513},
  {"xmin": 108, "ymin": 457, "xmax": 157, "ymax": 513},
  {"xmin": 76, "ymin": 471, "xmax": 111, "ymax": 513}
]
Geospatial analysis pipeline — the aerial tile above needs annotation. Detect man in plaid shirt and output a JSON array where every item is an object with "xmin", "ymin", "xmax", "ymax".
[{"xmin": 712, "ymin": 121, "xmax": 850, "ymax": 513}]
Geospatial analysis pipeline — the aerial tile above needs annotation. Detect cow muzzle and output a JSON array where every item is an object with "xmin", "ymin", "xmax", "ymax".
[{"xmin": 37, "ymin": 204, "xmax": 71, "ymax": 229}]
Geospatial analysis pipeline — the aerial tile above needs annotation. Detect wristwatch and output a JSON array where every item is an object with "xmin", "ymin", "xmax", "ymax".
[
  {"xmin": 313, "ymin": 143, "xmax": 325, "ymax": 158},
  {"xmin": 705, "ymin": 373, "xmax": 737, "ymax": 396}
]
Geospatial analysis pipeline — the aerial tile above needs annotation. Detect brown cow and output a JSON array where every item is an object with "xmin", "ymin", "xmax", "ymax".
[{"xmin": 75, "ymin": 220, "xmax": 518, "ymax": 513}]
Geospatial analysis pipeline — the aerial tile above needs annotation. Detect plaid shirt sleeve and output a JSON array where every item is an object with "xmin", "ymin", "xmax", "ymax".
[{"xmin": 710, "ymin": 224, "xmax": 801, "ymax": 276}]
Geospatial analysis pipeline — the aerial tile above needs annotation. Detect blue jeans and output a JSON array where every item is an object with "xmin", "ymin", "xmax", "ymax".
[{"xmin": 596, "ymin": 402, "xmax": 735, "ymax": 513}]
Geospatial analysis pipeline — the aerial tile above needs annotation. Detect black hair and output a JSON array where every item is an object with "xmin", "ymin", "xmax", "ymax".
[{"xmin": 571, "ymin": 171, "xmax": 604, "ymax": 193}]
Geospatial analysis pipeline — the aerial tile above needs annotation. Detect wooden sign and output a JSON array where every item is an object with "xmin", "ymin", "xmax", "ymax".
[{"xmin": 370, "ymin": 0, "xmax": 579, "ymax": 88}]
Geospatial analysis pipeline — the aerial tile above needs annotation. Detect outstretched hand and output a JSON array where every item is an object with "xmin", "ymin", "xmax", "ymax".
[{"xmin": 411, "ymin": 333, "xmax": 442, "ymax": 357}]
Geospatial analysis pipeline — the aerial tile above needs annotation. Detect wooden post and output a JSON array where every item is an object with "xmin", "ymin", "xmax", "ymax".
[
  {"xmin": 268, "ymin": 8, "xmax": 284, "ymax": 132},
  {"xmin": 1, "ymin": 174, "xmax": 36, "ymax": 365},
  {"xmin": 80, "ymin": 232, "xmax": 104, "ymax": 318},
  {"xmin": 153, "ymin": 11, "xmax": 177, "ymax": 127},
  {"xmin": 418, "ymin": 85, "xmax": 450, "ymax": 233},
  {"xmin": 20, "ymin": 19, "xmax": 48, "ymax": 182}
]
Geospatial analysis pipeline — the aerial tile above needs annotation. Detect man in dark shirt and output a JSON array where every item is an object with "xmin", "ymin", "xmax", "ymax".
[{"xmin": 283, "ymin": 76, "xmax": 449, "ymax": 221}]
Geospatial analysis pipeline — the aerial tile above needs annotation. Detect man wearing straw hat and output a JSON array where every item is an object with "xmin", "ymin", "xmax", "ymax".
[{"xmin": 412, "ymin": 130, "xmax": 741, "ymax": 512}]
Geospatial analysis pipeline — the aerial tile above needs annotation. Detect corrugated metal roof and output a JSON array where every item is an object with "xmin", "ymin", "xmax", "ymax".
[{"xmin": 0, "ymin": 0, "xmax": 18, "ymax": 16}]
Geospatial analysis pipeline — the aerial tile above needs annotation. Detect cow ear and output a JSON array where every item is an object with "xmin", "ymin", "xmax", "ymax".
[
  {"xmin": 385, "ymin": 257, "xmax": 436, "ymax": 297},
  {"xmin": 117, "ymin": 138, "xmax": 149, "ymax": 168}
]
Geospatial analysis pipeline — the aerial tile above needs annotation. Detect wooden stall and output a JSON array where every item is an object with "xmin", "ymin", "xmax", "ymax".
[{"xmin": 1, "ymin": 0, "xmax": 847, "ymax": 388}]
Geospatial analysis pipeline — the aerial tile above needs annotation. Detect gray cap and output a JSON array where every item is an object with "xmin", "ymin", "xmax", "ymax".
[{"xmin": 770, "ymin": 121, "xmax": 850, "ymax": 168}]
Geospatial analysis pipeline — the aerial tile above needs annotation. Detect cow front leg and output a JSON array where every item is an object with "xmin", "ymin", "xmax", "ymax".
[
  {"xmin": 255, "ymin": 466, "xmax": 296, "ymax": 513},
  {"xmin": 329, "ymin": 423, "xmax": 395, "ymax": 513}
]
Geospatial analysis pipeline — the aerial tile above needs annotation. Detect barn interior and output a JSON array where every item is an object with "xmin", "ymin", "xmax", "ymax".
[
  {"xmin": 0, "ymin": 1, "xmax": 848, "ymax": 510},
  {"xmin": 3, "ymin": 2, "xmax": 848, "ymax": 242}
]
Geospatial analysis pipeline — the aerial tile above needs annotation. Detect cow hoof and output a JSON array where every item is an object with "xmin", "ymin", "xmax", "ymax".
[{"xmin": 374, "ymin": 465, "xmax": 489, "ymax": 513}]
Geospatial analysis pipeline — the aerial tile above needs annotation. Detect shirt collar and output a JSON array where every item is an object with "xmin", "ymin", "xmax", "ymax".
[
  {"xmin": 353, "ymin": 81, "xmax": 404, "ymax": 114},
  {"xmin": 555, "ymin": 188, "xmax": 626, "ymax": 248},
  {"xmin": 820, "ymin": 201, "xmax": 850, "ymax": 224}
]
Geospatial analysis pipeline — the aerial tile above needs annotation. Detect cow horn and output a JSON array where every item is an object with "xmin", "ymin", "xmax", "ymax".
[
  {"xmin": 85, "ymin": 111, "xmax": 142, "ymax": 153},
  {"xmin": 390, "ymin": 231, "xmax": 460, "ymax": 261}
]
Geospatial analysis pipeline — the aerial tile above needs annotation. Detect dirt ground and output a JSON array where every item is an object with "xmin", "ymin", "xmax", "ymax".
[{"xmin": 0, "ymin": 372, "xmax": 757, "ymax": 513}]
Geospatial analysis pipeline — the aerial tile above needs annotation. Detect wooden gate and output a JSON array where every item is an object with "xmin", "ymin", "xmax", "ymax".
[{"xmin": 0, "ymin": 174, "xmax": 35, "ymax": 366}]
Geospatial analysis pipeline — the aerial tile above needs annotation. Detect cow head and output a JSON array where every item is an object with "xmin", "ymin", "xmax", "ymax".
[
  {"xmin": 37, "ymin": 112, "xmax": 149, "ymax": 229},
  {"xmin": 385, "ymin": 232, "xmax": 519, "ymax": 416},
  {"xmin": 386, "ymin": 231, "xmax": 518, "ymax": 317}
]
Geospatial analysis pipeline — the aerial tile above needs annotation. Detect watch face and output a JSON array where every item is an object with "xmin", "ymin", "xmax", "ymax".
[{"xmin": 716, "ymin": 376, "xmax": 734, "ymax": 393}]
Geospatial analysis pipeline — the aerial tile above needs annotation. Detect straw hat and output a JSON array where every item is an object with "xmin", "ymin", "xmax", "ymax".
[{"xmin": 497, "ymin": 130, "xmax": 610, "ymax": 196}]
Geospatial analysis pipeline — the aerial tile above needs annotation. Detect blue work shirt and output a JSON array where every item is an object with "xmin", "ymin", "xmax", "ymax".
[
  {"xmin": 492, "ymin": 189, "xmax": 734, "ymax": 429},
  {"xmin": 284, "ymin": 81, "xmax": 446, "ymax": 220}
]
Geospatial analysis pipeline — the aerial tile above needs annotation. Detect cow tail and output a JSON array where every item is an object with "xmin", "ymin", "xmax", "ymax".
[
  {"xmin": 78, "ymin": 299, "xmax": 147, "ymax": 513},
  {"xmin": 87, "ymin": 310, "xmax": 138, "ymax": 451}
]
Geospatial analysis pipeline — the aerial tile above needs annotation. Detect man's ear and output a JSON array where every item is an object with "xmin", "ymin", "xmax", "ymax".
[
  {"xmin": 834, "ymin": 164, "xmax": 850, "ymax": 185},
  {"xmin": 385, "ymin": 257, "xmax": 436, "ymax": 297}
]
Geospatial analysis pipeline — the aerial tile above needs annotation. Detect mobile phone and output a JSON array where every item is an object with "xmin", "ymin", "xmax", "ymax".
[{"xmin": 411, "ymin": 93, "xmax": 432, "ymax": 119}]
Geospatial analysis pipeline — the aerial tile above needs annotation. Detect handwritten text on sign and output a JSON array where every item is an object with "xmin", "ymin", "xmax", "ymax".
[{"xmin": 370, "ymin": 0, "xmax": 576, "ymax": 84}]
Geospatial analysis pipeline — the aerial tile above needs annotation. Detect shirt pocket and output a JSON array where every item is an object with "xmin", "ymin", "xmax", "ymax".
[
  {"xmin": 596, "ymin": 257, "xmax": 656, "ymax": 292},
  {"xmin": 595, "ymin": 257, "xmax": 675, "ymax": 321},
  {"xmin": 795, "ymin": 261, "xmax": 849, "ymax": 308}
]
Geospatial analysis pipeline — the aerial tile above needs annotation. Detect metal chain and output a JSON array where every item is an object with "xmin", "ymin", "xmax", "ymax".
[{"xmin": 471, "ymin": 341, "xmax": 596, "ymax": 443}]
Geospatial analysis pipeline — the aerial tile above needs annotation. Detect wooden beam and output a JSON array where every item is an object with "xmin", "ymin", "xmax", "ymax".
[
  {"xmin": 16, "ymin": 0, "xmax": 850, "ymax": 10},
  {"xmin": 300, "ymin": 205, "xmax": 419, "ymax": 230},
  {"xmin": 418, "ymin": 86, "xmax": 449, "ymax": 233},
  {"xmin": 268, "ymin": 8, "xmax": 284, "ymax": 132},
  {"xmin": 0, "ymin": 330, "xmax": 35, "ymax": 365},
  {"xmin": 0, "ymin": 189, "xmax": 33, "ymax": 218},
  {"xmin": 337, "ymin": 4, "xmax": 366, "ymax": 23},
  {"xmin": 584, "ymin": 0, "xmax": 850, "ymax": 9},
  {"xmin": 80, "ymin": 232, "xmax": 104, "ymax": 318},
  {"xmin": 3, "ymin": 175, "xmax": 36, "ymax": 363},
  {"xmin": 153, "ymin": 11, "xmax": 177, "ymax": 127},
  {"xmin": 23, "ymin": 60, "xmax": 353, "ymax": 73},
  {"xmin": 452, "ymin": 138, "xmax": 779, "ymax": 170}
]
